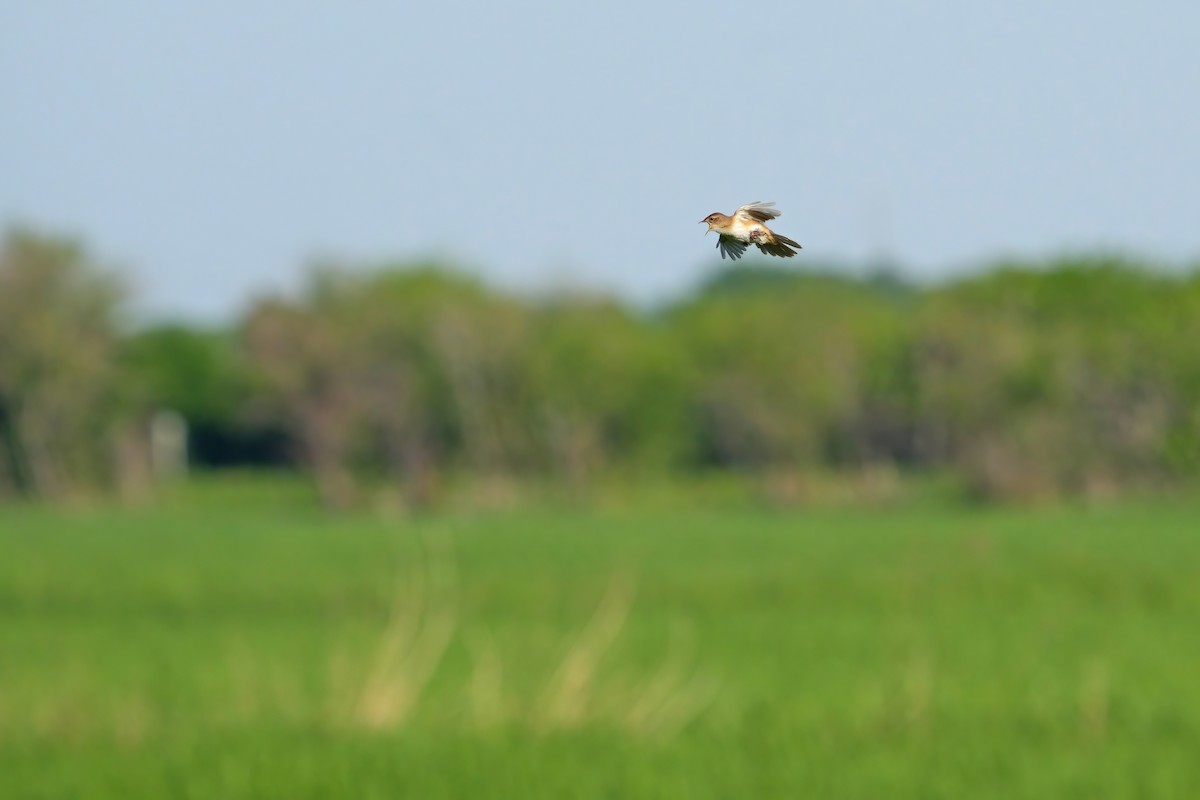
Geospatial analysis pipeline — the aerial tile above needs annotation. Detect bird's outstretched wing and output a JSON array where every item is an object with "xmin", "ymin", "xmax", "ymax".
[
  {"xmin": 733, "ymin": 201, "xmax": 781, "ymax": 223},
  {"xmin": 717, "ymin": 234, "xmax": 748, "ymax": 260}
]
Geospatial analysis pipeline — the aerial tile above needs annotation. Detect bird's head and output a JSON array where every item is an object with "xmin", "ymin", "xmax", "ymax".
[{"xmin": 700, "ymin": 212, "xmax": 725, "ymax": 234}]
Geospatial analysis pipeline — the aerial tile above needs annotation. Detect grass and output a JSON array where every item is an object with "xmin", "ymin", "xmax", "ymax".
[{"xmin": 2, "ymin": 475, "xmax": 1200, "ymax": 797}]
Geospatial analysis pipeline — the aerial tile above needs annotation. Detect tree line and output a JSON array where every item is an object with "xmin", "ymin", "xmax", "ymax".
[{"xmin": 3, "ymin": 227, "xmax": 1199, "ymax": 507}]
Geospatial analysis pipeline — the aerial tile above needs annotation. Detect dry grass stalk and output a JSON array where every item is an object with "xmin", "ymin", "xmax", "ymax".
[{"xmin": 350, "ymin": 533, "xmax": 457, "ymax": 729}]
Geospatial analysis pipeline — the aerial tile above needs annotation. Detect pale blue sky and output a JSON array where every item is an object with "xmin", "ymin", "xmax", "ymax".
[{"xmin": 3, "ymin": 1, "xmax": 1198, "ymax": 320}]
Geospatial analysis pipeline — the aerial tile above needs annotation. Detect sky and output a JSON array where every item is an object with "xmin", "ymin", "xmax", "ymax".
[{"xmin": 3, "ymin": 1, "xmax": 1198, "ymax": 321}]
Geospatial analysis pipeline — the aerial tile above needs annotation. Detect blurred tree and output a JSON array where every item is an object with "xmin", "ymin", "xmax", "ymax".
[
  {"xmin": 243, "ymin": 295, "xmax": 359, "ymax": 509},
  {"xmin": 914, "ymin": 258, "xmax": 1200, "ymax": 500},
  {"xmin": 243, "ymin": 263, "xmax": 526, "ymax": 509},
  {"xmin": 342, "ymin": 267, "xmax": 521, "ymax": 505},
  {"xmin": 522, "ymin": 297, "xmax": 691, "ymax": 484},
  {"xmin": 0, "ymin": 229, "xmax": 127, "ymax": 501},
  {"xmin": 670, "ymin": 267, "xmax": 912, "ymax": 471}
]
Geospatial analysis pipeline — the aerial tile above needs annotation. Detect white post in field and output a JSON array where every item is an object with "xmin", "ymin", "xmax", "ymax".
[{"xmin": 150, "ymin": 409, "xmax": 188, "ymax": 481}]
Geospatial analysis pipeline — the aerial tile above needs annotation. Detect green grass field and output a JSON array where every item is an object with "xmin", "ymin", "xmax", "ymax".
[{"xmin": 3, "ymin": 477, "xmax": 1199, "ymax": 798}]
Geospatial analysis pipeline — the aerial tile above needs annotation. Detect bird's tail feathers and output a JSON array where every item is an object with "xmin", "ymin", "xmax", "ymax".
[{"xmin": 755, "ymin": 231, "xmax": 802, "ymax": 258}]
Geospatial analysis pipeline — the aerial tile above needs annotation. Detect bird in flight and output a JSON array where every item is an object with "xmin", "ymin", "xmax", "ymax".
[{"xmin": 699, "ymin": 201, "xmax": 802, "ymax": 260}]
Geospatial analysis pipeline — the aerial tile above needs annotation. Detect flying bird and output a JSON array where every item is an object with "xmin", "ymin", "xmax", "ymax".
[{"xmin": 700, "ymin": 201, "xmax": 803, "ymax": 260}]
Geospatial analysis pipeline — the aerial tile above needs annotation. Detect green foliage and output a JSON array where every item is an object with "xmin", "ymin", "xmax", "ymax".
[
  {"xmin": 524, "ymin": 298, "xmax": 692, "ymax": 474},
  {"xmin": 4, "ymin": 227, "xmax": 1200, "ymax": 506},
  {"xmin": 0, "ymin": 229, "xmax": 128, "ymax": 499},
  {"xmin": 4, "ymin": 485, "xmax": 1200, "ymax": 797},
  {"xmin": 669, "ymin": 268, "xmax": 914, "ymax": 468},
  {"xmin": 121, "ymin": 325, "xmax": 246, "ymax": 424},
  {"xmin": 242, "ymin": 264, "xmax": 531, "ymax": 507},
  {"xmin": 914, "ymin": 257, "xmax": 1200, "ymax": 499},
  {"xmin": 120, "ymin": 325, "xmax": 286, "ymax": 466}
]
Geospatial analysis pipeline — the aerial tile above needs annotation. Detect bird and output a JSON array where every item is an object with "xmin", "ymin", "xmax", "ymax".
[{"xmin": 699, "ymin": 201, "xmax": 802, "ymax": 260}]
